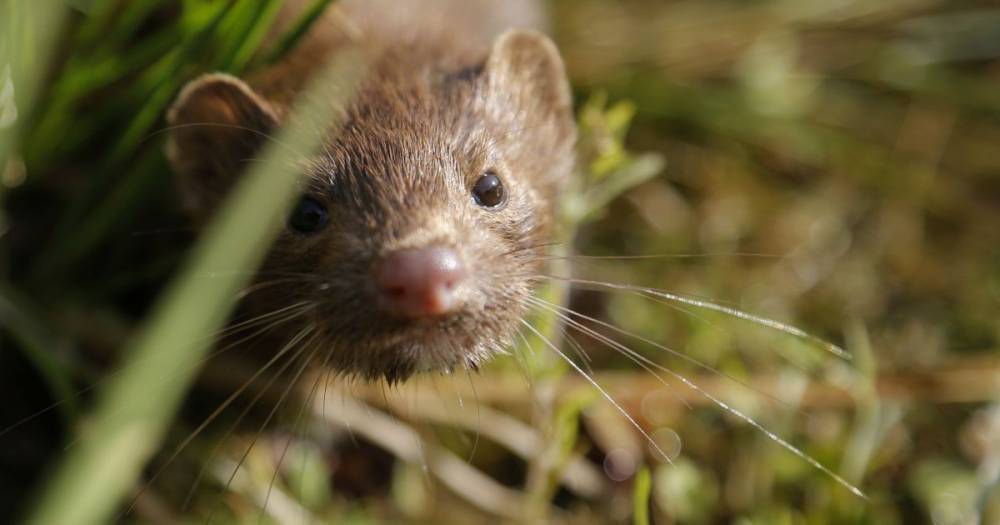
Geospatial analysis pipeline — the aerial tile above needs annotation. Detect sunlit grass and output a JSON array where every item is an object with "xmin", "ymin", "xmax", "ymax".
[{"xmin": 3, "ymin": 0, "xmax": 999, "ymax": 523}]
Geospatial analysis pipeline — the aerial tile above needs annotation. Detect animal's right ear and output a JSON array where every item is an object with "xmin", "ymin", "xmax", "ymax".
[{"xmin": 166, "ymin": 73, "xmax": 279, "ymax": 221}]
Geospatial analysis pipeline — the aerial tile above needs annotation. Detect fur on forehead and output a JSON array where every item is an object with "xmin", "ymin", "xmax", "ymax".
[
  {"xmin": 315, "ymin": 29, "xmax": 573, "ymax": 192},
  {"xmin": 346, "ymin": 29, "xmax": 572, "ymax": 132},
  {"xmin": 332, "ymin": 55, "xmax": 486, "ymax": 141}
]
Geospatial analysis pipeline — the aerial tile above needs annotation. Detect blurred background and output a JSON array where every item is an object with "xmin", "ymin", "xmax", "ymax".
[{"xmin": 2, "ymin": 0, "xmax": 1000, "ymax": 523}]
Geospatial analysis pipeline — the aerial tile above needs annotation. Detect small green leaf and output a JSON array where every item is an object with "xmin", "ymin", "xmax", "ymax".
[{"xmin": 579, "ymin": 152, "xmax": 666, "ymax": 223}]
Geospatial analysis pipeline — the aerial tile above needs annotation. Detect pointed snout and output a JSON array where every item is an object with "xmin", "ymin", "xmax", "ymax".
[{"xmin": 373, "ymin": 246, "xmax": 468, "ymax": 318}]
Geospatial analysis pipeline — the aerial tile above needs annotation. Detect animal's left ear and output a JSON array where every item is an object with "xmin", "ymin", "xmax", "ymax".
[
  {"xmin": 484, "ymin": 30, "xmax": 575, "ymax": 193},
  {"xmin": 166, "ymin": 73, "xmax": 280, "ymax": 222},
  {"xmin": 485, "ymin": 29, "xmax": 572, "ymax": 118}
]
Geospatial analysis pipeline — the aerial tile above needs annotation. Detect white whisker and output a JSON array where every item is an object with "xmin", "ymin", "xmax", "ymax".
[
  {"xmin": 519, "ymin": 319, "xmax": 675, "ymax": 464},
  {"xmin": 208, "ymin": 333, "xmax": 321, "ymax": 524},
  {"xmin": 525, "ymin": 297, "xmax": 867, "ymax": 499},
  {"xmin": 529, "ymin": 296, "xmax": 803, "ymax": 413},
  {"xmin": 539, "ymin": 276, "xmax": 851, "ymax": 360},
  {"xmin": 124, "ymin": 326, "xmax": 317, "ymax": 520}
]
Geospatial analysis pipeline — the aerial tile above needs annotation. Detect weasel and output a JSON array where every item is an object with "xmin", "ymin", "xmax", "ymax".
[{"xmin": 166, "ymin": 0, "xmax": 575, "ymax": 382}]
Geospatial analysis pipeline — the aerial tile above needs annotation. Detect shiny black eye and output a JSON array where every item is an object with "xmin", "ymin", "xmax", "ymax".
[
  {"xmin": 288, "ymin": 196, "xmax": 329, "ymax": 234},
  {"xmin": 472, "ymin": 171, "xmax": 506, "ymax": 208}
]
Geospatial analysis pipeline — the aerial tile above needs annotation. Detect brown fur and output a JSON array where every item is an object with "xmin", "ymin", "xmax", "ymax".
[{"xmin": 167, "ymin": 1, "xmax": 576, "ymax": 381}]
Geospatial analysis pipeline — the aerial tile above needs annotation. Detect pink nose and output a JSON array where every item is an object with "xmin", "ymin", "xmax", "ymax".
[{"xmin": 373, "ymin": 247, "xmax": 468, "ymax": 318}]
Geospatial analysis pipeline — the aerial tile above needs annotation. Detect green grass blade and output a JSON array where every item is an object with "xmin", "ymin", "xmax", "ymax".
[
  {"xmin": 75, "ymin": 0, "xmax": 171, "ymax": 52},
  {"xmin": 632, "ymin": 466, "xmax": 652, "ymax": 525},
  {"xmin": 0, "ymin": 285, "xmax": 78, "ymax": 423},
  {"xmin": 31, "ymin": 2, "xmax": 233, "ymax": 279},
  {"xmin": 217, "ymin": 0, "xmax": 285, "ymax": 74},
  {"xmin": 0, "ymin": 0, "xmax": 67, "ymax": 177},
  {"xmin": 263, "ymin": 0, "xmax": 338, "ymax": 64}
]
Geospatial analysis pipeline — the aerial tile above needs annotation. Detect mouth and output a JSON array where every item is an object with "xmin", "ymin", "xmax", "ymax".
[{"xmin": 307, "ymin": 306, "xmax": 509, "ymax": 381}]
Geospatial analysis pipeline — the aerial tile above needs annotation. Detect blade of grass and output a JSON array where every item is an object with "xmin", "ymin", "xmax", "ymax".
[
  {"xmin": 578, "ymin": 153, "xmax": 665, "ymax": 223},
  {"xmin": 29, "ymin": 1, "xmax": 231, "ymax": 167},
  {"xmin": 0, "ymin": 284, "xmax": 78, "ymax": 423},
  {"xmin": 213, "ymin": 1, "xmax": 269, "ymax": 70},
  {"xmin": 87, "ymin": 0, "xmax": 164, "ymax": 54},
  {"xmin": 27, "ymin": 1, "xmax": 227, "ymax": 160},
  {"xmin": 521, "ymin": 93, "xmax": 667, "ymax": 517},
  {"xmin": 0, "ymin": 0, "xmax": 67, "ymax": 179},
  {"xmin": 633, "ymin": 466, "xmax": 652, "ymax": 525},
  {"xmin": 263, "ymin": 0, "xmax": 338, "ymax": 65},
  {"xmin": 30, "ymin": 1, "xmax": 234, "ymax": 279},
  {"xmin": 64, "ymin": 0, "xmax": 94, "ymax": 13},
  {"xmin": 75, "ymin": 0, "xmax": 171, "ymax": 52},
  {"xmin": 217, "ymin": 0, "xmax": 284, "ymax": 74},
  {"xmin": 53, "ymin": 26, "xmax": 182, "ymax": 99},
  {"xmin": 23, "ymin": 51, "xmax": 363, "ymax": 525}
]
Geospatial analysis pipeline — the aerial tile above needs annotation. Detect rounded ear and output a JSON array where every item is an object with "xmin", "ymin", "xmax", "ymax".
[
  {"xmin": 485, "ymin": 29, "xmax": 573, "ymax": 127},
  {"xmin": 166, "ymin": 73, "xmax": 280, "ymax": 221},
  {"xmin": 484, "ymin": 30, "xmax": 576, "ymax": 196}
]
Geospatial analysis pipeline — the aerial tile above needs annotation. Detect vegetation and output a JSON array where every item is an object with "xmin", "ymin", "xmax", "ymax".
[{"xmin": 2, "ymin": 0, "xmax": 999, "ymax": 523}]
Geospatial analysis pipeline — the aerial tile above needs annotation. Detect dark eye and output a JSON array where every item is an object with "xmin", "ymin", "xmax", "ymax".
[
  {"xmin": 472, "ymin": 171, "xmax": 506, "ymax": 208},
  {"xmin": 289, "ymin": 196, "xmax": 329, "ymax": 234}
]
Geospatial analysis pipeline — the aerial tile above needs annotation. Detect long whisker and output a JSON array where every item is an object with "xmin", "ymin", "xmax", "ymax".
[
  {"xmin": 182, "ymin": 330, "xmax": 320, "ymax": 514},
  {"xmin": 186, "ymin": 270, "xmax": 324, "ymax": 287},
  {"xmin": 676, "ymin": 374, "xmax": 867, "ymax": 499},
  {"xmin": 215, "ymin": 301, "xmax": 314, "ymax": 339},
  {"xmin": 529, "ymin": 296, "xmax": 804, "ymax": 413},
  {"xmin": 59, "ymin": 306, "xmax": 315, "ymax": 455},
  {"xmin": 298, "ymin": 354, "xmax": 336, "ymax": 523},
  {"xmin": 260, "ymin": 343, "xmax": 334, "ymax": 522},
  {"xmin": 540, "ymin": 275, "xmax": 851, "ymax": 360},
  {"xmin": 498, "ymin": 241, "xmax": 564, "ymax": 260},
  {"xmin": 207, "ymin": 337, "xmax": 319, "ymax": 524},
  {"xmin": 563, "ymin": 328, "xmax": 594, "ymax": 372},
  {"xmin": 513, "ymin": 329, "xmax": 539, "ymax": 390},
  {"xmin": 235, "ymin": 279, "xmax": 316, "ymax": 301},
  {"xmin": 0, "ymin": 303, "xmax": 314, "ymax": 442},
  {"xmin": 120, "ymin": 326, "xmax": 317, "ymax": 520},
  {"xmin": 526, "ymin": 299, "xmax": 867, "ymax": 499},
  {"xmin": 536, "ymin": 252, "xmax": 785, "ymax": 262},
  {"xmin": 146, "ymin": 122, "xmax": 308, "ymax": 159},
  {"xmin": 518, "ymin": 319, "xmax": 675, "ymax": 464},
  {"xmin": 527, "ymin": 297, "xmax": 691, "ymax": 410},
  {"xmin": 465, "ymin": 369, "xmax": 483, "ymax": 464}
]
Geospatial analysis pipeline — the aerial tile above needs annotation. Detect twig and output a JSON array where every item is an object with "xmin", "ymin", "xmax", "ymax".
[
  {"xmin": 346, "ymin": 355, "xmax": 1000, "ymax": 411},
  {"xmin": 312, "ymin": 387, "xmax": 557, "ymax": 521}
]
